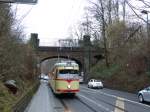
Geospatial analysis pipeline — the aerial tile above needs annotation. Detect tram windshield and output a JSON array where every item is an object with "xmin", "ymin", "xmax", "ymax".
[{"xmin": 58, "ymin": 69, "xmax": 79, "ymax": 79}]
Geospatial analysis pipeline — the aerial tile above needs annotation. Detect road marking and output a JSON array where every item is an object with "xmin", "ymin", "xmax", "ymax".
[
  {"xmin": 78, "ymin": 94, "xmax": 113, "ymax": 112},
  {"xmin": 114, "ymin": 97, "xmax": 124, "ymax": 112},
  {"xmin": 80, "ymin": 86, "xmax": 150, "ymax": 108}
]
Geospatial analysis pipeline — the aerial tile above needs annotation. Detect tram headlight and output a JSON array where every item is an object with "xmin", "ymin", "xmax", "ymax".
[{"xmin": 67, "ymin": 85, "xmax": 71, "ymax": 89}]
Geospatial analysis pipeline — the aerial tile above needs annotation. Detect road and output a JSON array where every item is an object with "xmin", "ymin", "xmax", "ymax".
[{"xmin": 25, "ymin": 81, "xmax": 150, "ymax": 112}]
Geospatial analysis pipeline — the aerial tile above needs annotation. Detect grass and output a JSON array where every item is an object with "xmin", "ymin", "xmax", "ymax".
[
  {"xmin": 0, "ymin": 78, "xmax": 37, "ymax": 112},
  {"xmin": 0, "ymin": 81, "xmax": 17, "ymax": 112}
]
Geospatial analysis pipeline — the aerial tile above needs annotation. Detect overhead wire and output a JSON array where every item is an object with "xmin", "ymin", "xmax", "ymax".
[
  {"xmin": 16, "ymin": 4, "xmax": 34, "ymax": 29},
  {"xmin": 64, "ymin": 0, "xmax": 83, "ymax": 38},
  {"xmin": 58, "ymin": 0, "xmax": 83, "ymax": 59},
  {"xmin": 63, "ymin": 0, "xmax": 75, "ymax": 38}
]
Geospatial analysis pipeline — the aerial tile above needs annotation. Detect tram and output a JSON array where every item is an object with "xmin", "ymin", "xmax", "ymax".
[{"xmin": 48, "ymin": 60, "xmax": 80, "ymax": 95}]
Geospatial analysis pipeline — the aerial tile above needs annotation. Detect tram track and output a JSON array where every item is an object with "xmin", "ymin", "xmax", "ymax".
[
  {"xmin": 50, "ymin": 85, "xmax": 127, "ymax": 112},
  {"xmin": 58, "ymin": 95, "xmax": 101, "ymax": 112},
  {"xmin": 29, "ymin": 82, "xmax": 150, "ymax": 112},
  {"xmin": 59, "ymin": 99, "xmax": 71, "ymax": 112},
  {"xmin": 57, "ymin": 92, "xmax": 127, "ymax": 112},
  {"xmin": 75, "ymin": 96, "xmax": 103, "ymax": 112}
]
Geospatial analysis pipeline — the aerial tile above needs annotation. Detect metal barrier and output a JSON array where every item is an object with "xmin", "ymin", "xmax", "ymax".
[{"xmin": 12, "ymin": 81, "xmax": 40, "ymax": 112}]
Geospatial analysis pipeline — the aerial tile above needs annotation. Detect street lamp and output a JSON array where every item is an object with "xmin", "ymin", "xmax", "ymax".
[
  {"xmin": 141, "ymin": 10, "xmax": 149, "ymax": 38},
  {"xmin": 0, "ymin": 0, "xmax": 37, "ymax": 4}
]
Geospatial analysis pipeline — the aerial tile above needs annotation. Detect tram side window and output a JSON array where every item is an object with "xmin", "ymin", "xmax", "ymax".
[{"xmin": 55, "ymin": 69, "xmax": 58, "ymax": 78}]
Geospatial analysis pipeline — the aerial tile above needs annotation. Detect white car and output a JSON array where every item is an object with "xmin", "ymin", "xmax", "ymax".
[
  {"xmin": 43, "ymin": 75, "xmax": 49, "ymax": 80},
  {"xmin": 79, "ymin": 76, "xmax": 84, "ymax": 83},
  {"xmin": 39, "ymin": 74, "xmax": 49, "ymax": 81},
  {"xmin": 138, "ymin": 86, "xmax": 150, "ymax": 103},
  {"xmin": 88, "ymin": 79, "xmax": 103, "ymax": 89}
]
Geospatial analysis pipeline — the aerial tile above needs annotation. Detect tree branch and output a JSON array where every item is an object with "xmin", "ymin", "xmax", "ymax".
[{"xmin": 126, "ymin": 0, "xmax": 150, "ymax": 25}]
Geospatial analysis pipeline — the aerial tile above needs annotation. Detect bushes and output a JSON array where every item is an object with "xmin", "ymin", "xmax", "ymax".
[
  {"xmin": 0, "ymin": 80, "xmax": 39, "ymax": 112},
  {"xmin": 90, "ymin": 62, "xmax": 120, "ymax": 79},
  {"xmin": 90, "ymin": 59, "xmax": 150, "ymax": 93},
  {"xmin": 0, "ymin": 4, "xmax": 37, "ymax": 111},
  {"xmin": 88, "ymin": 21, "xmax": 150, "ymax": 93}
]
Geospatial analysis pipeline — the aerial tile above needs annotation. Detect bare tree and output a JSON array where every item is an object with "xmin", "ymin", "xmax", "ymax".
[
  {"xmin": 99, "ymin": 0, "xmax": 109, "ymax": 67},
  {"xmin": 114, "ymin": 0, "xmax": 119, "ymax": 21},
  {"xmin": 122, "ymin": 0, "xmax": 126, "ymax": 22},
  {"xmin": 88, "ymin": 0, "xmax": 110, "ymax": 67},
  {"xmin": 0, "ymin": 4, "xmax": 36, "ymax": 81},
  {"xmin": 107, "ymin": 0, "xmax": 112, "ymax": 24}
]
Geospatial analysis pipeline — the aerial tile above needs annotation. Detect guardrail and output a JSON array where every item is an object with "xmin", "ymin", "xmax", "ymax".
[{"xmin": 11, "ymin": 81, "xmax": 40, "ymax": 112}]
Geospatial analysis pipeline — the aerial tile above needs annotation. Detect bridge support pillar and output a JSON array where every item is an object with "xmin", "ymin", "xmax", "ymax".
[{"xmin": 83, "ymin": 35, "xmax": 91, "ymax": 82}]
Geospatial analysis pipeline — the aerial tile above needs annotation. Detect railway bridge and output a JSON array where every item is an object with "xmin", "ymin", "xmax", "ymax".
[
  {"xmin": 31, "ymin": 33, "xmax": 104, "ymax": 78},
  {"xmin": 37, "ymin": 46, "xmax": 104, "ymax": 71}
]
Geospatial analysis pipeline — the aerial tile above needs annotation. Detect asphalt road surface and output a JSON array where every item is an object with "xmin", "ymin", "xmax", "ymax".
[{"xmin": 25, "ymin": 80, "xmax": 150, "ymax": 112}]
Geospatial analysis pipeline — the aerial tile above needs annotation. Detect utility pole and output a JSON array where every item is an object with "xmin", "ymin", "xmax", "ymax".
[
  {"xmin": 100, "ymin": 0, "xmax": 109, "ymax": 67},
  {"xmin": 122, "ymin": 0, "xmax": 126, "ymax": 22},
  {"xmin": 141, "ymin": 10, "xmax": 149, "ymax": 39},
  {"xmin": 141, "ymin": 10, "xmax": 150, "ymax": 71}
]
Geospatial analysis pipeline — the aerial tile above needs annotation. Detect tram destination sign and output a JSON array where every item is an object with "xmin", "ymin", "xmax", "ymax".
[{"xmin": 0, "ymin": 0, "xmax": 37, "ymax": 4}]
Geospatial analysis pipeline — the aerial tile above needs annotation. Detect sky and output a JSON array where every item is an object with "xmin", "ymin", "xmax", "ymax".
[
  {"xmin": 13, "ymin": 0, "xmax": 88, "ymax": 46},
  {"xmin": 12, "ymin": 0, "xmax": 150, "ymax": 46}
]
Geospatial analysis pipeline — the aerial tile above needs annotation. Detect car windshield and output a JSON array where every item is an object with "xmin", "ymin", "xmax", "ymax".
[
  {"xmin": 93, "ymin": 80, "xmax": 101, "ymax": 82},
  {"xmin": 145, "ymin": 86, "xmax": 150, "ymax": 91}
]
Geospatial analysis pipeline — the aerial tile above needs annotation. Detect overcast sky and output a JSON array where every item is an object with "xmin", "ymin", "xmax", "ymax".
[
  {"xmin": 13, "ymin": 0, "xmax": 88, "ymax": 46},
  {"xmin": 12, "ymin": 0, "xmax": 150, "ymax": 46}
]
